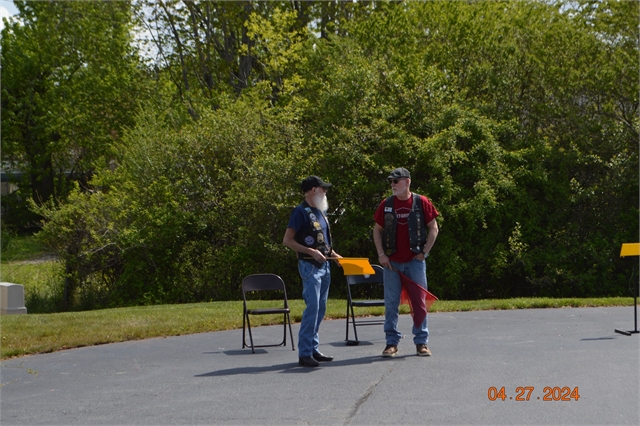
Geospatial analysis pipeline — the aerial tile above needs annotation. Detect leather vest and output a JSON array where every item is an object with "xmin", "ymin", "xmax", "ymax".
[
  {"xmin": 382, "ymin": 194, "xmax": 427, "ymax": 256},
  {"xmin": 294, "ymin": 201, "xmax": 332, "ymax": 264}
]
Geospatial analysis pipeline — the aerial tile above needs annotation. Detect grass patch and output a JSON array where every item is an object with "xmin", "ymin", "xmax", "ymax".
[
  {"xmin": 0, "ymin": 260, "xmax": 64, "ymax": 313},
  {"xmin": 1, "ymin": 297, "xmax": 634, "ymax": 359},
  {"xmin": 1, "ymin": 234, "xmax": 49, "ymax": 263},
  {"xmin": 1, "ymin": 234, "xmax": 64, "ymax": 313}
]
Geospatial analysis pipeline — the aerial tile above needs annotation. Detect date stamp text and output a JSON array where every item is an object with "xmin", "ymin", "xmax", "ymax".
[{"xmin": 488, "ymin": 386, "xmax": 580, "ymax": 401}]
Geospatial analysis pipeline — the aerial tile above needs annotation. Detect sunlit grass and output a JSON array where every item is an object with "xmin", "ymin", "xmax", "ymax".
[
  {"xmin": 0, "ymin": 260, "xmax": 64, "ymax": 313},
  {"xmin": 1, "ymin": 234, "xmax": 64, "ymax": 313}
]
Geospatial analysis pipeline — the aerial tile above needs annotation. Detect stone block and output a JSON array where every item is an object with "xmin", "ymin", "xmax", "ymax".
[{"xmin": 0, "ymin": 282, "xmax": 27, "ymax": 315}]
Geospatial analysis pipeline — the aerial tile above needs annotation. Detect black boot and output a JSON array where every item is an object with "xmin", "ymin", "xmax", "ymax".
[
  {"xmin": 298, "ymin": 356, "xmax": 320, "ymax": 367},
  {"xmin": 313, "ymin": 352, "xmax": 334, "ymax": 362}
]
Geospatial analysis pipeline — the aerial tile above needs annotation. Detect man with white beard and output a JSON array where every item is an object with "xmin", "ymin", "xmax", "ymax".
[{"xmin": 283, "ymin": 176, "xmax": 342, "ymax": 367}]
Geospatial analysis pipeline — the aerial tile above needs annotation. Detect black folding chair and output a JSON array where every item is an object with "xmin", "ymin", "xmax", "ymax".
[
  {"xmin": 242, "ymin": 274, "xmax": 295, "ymax": 353},
  {"xmin": 345, "ymin": 264, "xmax": 385, "ymax": 345}
]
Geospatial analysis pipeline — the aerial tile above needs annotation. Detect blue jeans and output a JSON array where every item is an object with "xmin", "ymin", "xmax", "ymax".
[
  {"xmin": 384, "ymin": 258, "xmax": 429, "ymax": 345},
  {"xmin": 297, "ymin": 260, "xmax": 331, "ymax": 357}
]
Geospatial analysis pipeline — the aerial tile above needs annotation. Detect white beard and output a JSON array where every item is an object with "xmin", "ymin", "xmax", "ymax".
[{"xmin": 313, "ymin": 193, "xmax": 329, "ymax": 213}]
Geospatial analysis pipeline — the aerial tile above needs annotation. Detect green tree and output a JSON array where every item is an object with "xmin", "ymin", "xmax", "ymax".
[
  {"xmin": 35, "ymin": 94, "xmax": 305, "ymax": 309},
  {"xmin": 32, "ymin": 0, "xmax": 639, "ymax": 310},
  {"xmin": 1, "ymin": 0, "xmax": 145, "ymax": 220},
  {"xmin": 137, "ymin": 0, "xmax": 378, "ymax": 108},
  {"xmin": 294, "ymin": 0, "xmax": 638, "ymax": 298}
]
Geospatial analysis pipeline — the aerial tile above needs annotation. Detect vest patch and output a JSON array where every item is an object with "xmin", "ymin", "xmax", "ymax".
[
  {"xmin": 294, "ymin": 201, "xmax": 333, "ymax": 263},
  {"xmin": 384, "ymin": 213, "xmax": 394, "ymax": 227}
]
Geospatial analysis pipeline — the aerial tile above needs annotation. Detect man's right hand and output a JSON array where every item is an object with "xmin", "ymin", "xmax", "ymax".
[
  {"xmin": 378, "ymin": 253, "xmax": 391, "ymax": 269},
  {"xmin": 311, "ymin": 249, "xmax": 327, "ymax": 263}
]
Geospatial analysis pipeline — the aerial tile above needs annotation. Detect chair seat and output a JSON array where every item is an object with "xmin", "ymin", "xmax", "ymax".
[
  {"xmin": 247, "ymin": 308, "xmax": 290, "ymax": 315},
  {"xmin": 351, "ymin": 300, "xmax": 384, "ymax": 307}
]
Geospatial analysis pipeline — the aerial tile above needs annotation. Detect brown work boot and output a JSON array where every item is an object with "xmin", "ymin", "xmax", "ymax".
[
  {"xmin": 382, "ymin": 344, "xmax": 398, "ymax": 357},
  {"xmin": 416, "ymin": 344, "xmax": 431, "ymax": 357}
]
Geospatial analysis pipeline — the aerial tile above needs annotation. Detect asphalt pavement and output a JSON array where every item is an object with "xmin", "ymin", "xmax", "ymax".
[{"xmin": 1, "ymin": 306, "xmax": 639, "ymax": 425}]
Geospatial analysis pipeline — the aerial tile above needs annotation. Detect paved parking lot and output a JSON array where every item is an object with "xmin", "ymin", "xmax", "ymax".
[{"xmin": 2, "ymin": 306, "xmax": 639, "ymax": 425}]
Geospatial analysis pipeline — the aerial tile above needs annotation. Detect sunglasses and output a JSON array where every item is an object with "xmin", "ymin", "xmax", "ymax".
[{"xmin": 388, "ymin": 178, "xmax": 407, "ymax": 184}]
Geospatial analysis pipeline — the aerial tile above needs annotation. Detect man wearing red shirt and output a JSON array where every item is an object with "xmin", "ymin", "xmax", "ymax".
[{"xmin": 373, "ymin": 167, "xmax": 439, "ymax": 357}]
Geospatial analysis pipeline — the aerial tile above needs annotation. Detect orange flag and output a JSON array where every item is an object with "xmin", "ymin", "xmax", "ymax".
[{"xmin": 397, "ymin": 271, "xmax": 438, "ymax": 328}]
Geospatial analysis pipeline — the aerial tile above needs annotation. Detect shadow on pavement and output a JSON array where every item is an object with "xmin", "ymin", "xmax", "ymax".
[{"xmin": 194, "ymin": 354, "xmax": 411, "ymax": 377}]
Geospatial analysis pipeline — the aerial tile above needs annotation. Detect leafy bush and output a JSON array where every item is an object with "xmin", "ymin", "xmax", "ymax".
[{"xmin": 31, "ymin": 0, "xmax": 639, "ymax": 311}]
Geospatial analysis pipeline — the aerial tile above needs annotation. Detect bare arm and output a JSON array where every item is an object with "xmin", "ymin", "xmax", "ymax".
[
  {"xmin": 373, "ymin": 223, "xmax": 392, "ymax": 269},
  {"xmin": 422, "ymin": 218, "xmax": 439, "ymax": 255}
]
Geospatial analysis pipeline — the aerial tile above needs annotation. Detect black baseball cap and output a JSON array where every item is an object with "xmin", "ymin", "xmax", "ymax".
[
  {"xmin": 301, "ymin": 176, "xmax": 332, "ymax": 192},
  {"xmin": 387, "ymin": 167, "xmax": 411, "ymax": 179}
]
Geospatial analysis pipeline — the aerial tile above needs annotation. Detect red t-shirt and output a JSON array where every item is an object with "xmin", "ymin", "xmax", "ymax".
[{"xmin": 374, "ymin": 194, "xmax": 439, "ymax": 263}]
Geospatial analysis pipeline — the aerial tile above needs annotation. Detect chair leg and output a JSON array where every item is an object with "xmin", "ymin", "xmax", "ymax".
[
  {"xmin": 345, "ymin": 302, "xmax": 350, "ymax": 341},
  {"xmin": 244, "ymin": 311, "xmax": 296, "ymax": 352},
  {"xmin": 350, "ymin": 304, "xmax": 359, "ymax": 342},
  {"xmin": 246, "ymin": 315, "xmax": 255, "ymax": 353},
  {"xmin": 351, "ymin": 308, "xmax": 359, "ymax": 342},
  {"xmin": 287, "ymin": 313, "xmax": 295, "ymax": 351},
  {"xmin": 282, "ymin": 313, "xmax": 287, "ymax": 347},
  {"xmin": 242, "ymin": 309, "xmax": 247, "ymax": 349}
]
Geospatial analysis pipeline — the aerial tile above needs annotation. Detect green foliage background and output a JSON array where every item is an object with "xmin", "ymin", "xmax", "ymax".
[{"xmin": 2, "ymin": 0, "xmax": 638, "ymax": 311}]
